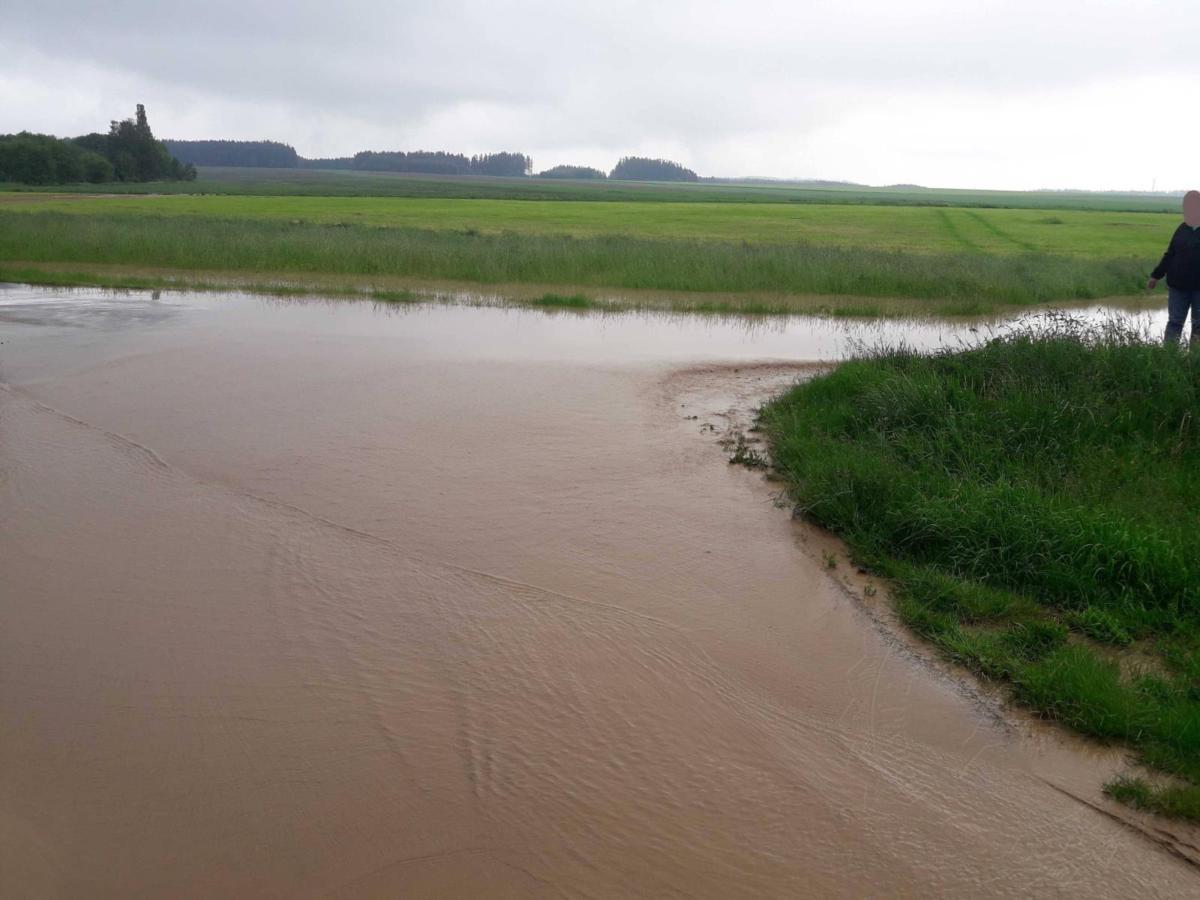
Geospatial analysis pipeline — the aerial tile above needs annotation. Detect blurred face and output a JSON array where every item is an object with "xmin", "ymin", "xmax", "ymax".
[{"xmin": 1185, "ymin": 190, "xmax": 1200, "ymax": 227}]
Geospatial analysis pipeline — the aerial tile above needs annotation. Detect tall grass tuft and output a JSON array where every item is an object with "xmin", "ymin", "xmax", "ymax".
[{"xmin": 762, "ymin": 314, "xmax": 1200, "ymax": 819}]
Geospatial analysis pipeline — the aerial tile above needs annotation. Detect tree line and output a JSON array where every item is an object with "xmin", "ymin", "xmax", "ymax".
[
  {"xmin": 0, "ymin": 105, "xmax": 194, "ymax": 185},
  {"xmin": 153, "ymin": 142, "xmax": 699, "ymax": 183},
  {"xmin": 165, "ymin": 143, "xmax": 534, "ymax": 178},
  {"xmin": 2, "ymin": 110, "xmax": 702, "ymax": 185},
  {"xmin": 609, "ymin": 157, "xmax": 698, "ymax": 182},
  {"xmin": 537, "ymin": 165, "xmax": 606, "ymax": 180},
  {"xmin": 163, "ymin": 139, "xmax": 300, "ymax": 168},
  {"xmin": 535, "ymin": 158, "xmax": 698, "ymax": 182},
  {"xmin": 346, "ymin": 150, "xmax": 532, "ymax": 177}
]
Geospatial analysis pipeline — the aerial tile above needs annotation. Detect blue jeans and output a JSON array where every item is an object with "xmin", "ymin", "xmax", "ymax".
[{"xmin": 1166, "ymin": 287, "xmax": 1200, "ymax": 345}]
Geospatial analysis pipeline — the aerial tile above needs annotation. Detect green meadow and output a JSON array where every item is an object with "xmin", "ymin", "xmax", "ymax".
[
  {"xmin": 0, "ymin": 211, "xmax": 1155, "ymax": 315},
  {"xmin": 0, "ymin": 172, "xmax": 1179, "ymax": 312},
  {"xmin": 0, "ymin": 190, "xmax": 1177, "ymax": 255}
]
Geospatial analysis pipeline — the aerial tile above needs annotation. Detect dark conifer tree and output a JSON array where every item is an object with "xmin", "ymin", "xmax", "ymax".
[{"xmin": 104, "ymin": 104, "xmax": 194, "ymax": 182}]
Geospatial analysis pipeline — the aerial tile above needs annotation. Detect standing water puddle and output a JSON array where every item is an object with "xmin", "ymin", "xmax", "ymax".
[{"xmin": 0, "ymin": 286, "xmax": 1191, "ymax": 898}]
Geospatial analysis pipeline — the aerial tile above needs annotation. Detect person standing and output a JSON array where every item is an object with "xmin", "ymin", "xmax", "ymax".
[{"xmin": 1149, "ymin": 190, "xmax": 1200, "ymax": 345}]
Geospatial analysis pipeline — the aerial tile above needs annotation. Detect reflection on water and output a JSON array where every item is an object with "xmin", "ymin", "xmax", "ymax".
[
  {"xmin": 0, "ymin": 283, "xmax": 1192, "ymax": 899},
  {"xmin": 0, "ymin": 284, "xmax": 186, "ymax": 329},
  {"xmin": 0, "ymin": 282, "xmax": 1168, "ymax": 382}
]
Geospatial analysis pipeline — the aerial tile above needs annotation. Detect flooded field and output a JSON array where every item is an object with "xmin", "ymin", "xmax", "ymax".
[{"xmin": 0, "ymin": 285, "xmax": 1192, "ymax": 898}]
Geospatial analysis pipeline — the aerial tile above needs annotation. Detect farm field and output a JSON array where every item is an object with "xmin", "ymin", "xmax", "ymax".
[
  {"xmin": 0, "ymin": 170, "xmax": 1179, "ymax": 315},
  {"xmin": 0, "ymin": 190, "xmax": 1180, "ymax": 256},
  {"xmin": 3, "ymin": 165, "xmax": 1185, "ymax": 213}
]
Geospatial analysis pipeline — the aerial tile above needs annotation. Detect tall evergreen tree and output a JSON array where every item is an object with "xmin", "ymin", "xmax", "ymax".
[{"xmin": 106, "ymin": 104, "xmax": 195, "ymax": 182}]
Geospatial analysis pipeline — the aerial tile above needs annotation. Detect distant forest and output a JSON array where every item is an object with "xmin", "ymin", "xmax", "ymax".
[
  {"xmin": 0, "ymin": 105, "xmax": 195, "ymax": 185},
  {"xmin": 163, "ymin": 139, "xmax": 299, "ymax": 168},
  {"xmin": 352, "ymin": 150, "xmax": 532, "ymax": 177},
  {"xmin": 609, "ymin": 157, "xmax": 698, "ymax": 182},
  {"xmin": 538, "ymin": 165, "xmax": 606, "ymax": 180},
  {"xmin": 166, "ymin": 141, "xmax": 533, "ymax": 177},
  {"xmin": 162, "ymin": 140, "xmax": 698, "ymax": 182},
  {"xmin": 3, "ymin": 119, "xmax": 705, "ymax": 185}
]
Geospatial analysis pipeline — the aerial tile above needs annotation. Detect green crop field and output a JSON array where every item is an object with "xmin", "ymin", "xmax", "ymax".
[
  {"xmin": 3, "ymin": 165, "xmax": 1183, "ymax": 213},
  {"xmin": 0, "ymin": 167, "xmax": 1182, "ymax": 314},
  {"xmin": 0, "ymin": 191, "xmax": 1179, "ymax": 257}
]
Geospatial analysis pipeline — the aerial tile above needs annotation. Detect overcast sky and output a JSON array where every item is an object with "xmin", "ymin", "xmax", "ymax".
[{"xmin": 3, "ymin": 1, "xmax": 1197, "ymax": 190}]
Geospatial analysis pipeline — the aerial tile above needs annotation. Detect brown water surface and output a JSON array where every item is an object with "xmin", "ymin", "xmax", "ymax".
[{"xmin": 0, "ymin": 286, "xmax": 1193, "ymax": 897}]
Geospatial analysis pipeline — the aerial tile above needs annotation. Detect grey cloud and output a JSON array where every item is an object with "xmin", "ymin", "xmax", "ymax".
[{"xmin": 3, "ymin": 0, "xmax": 1198, "ymax": 183}]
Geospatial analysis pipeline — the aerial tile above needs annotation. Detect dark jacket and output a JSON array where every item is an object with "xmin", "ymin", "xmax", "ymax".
[{"xmin": 1152, "ymin": 223, "xmax": 1200, "ymax": 290}]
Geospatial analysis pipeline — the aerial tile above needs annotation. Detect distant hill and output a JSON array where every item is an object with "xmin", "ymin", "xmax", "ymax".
[
  {"xmin": 710, "ymin": 177, "xmax": 867, "ymax": 189},
  {"xmin": 298, "ymin": 157, "xmax": 355, "ymax": 170}
]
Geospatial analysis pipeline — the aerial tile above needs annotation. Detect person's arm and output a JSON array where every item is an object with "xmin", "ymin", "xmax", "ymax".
[{"xmin": 1148, "ymin": 227, "xmax": 1179, "ymax": 288}]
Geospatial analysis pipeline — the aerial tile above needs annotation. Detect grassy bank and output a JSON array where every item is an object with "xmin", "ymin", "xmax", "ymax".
[
  {"xmin": 1, "ymin": 263, "xmax": 1034, "ymax": 319},
  {"xmin": 761, "ymin": 316, "xmax": 1200, "ymax": 820},
  {"xmin": 0, "ymin": 212, "xmax": 1151, "ymax": 311}
]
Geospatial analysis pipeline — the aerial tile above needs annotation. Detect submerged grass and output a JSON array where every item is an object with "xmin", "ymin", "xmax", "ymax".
[
  {"xmin": 0, "ymin": 263, "xmax": 418, "ymax": 305},
  {"xmin": 1105, "ymin": 776, "xmax": 1200, "ymax": 820},
  {"xmin": 0, "ymin": 211, "xmax": 1150, "ymax": 309},
  {"xmin": 1, "ymin": 262, "xmax": 1072, "ymax": 320},
  {"xmin": 761, "ymin": 314, "xmax": 1200, "ymax": 820},
  {"xmin": 528, "ymin": 292, "xmax": 594, "ymax": 308},
  {"xmin": 0, "ymin": 262, "xmax": 990, "ymax": 322}
]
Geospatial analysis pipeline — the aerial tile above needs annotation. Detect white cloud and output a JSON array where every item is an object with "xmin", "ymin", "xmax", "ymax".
[{"xmin": 2, "ymin": 0, "xmax": 1197, "ymax": 188}]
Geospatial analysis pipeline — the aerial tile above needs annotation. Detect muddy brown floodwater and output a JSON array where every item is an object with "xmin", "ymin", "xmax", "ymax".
[{"xmin": 0, "ymin": 286, "xmax": 1194, "ymax": 898}]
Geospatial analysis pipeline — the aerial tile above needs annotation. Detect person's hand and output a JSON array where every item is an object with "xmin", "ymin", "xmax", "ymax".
[{"xmin": 1147, "ymin": 277, "xmax": 1159, "ymax": 290}]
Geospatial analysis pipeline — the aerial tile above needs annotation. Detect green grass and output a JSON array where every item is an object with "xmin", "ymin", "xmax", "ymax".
[
  {"xmin": 0, "ymin": 174, "xmax": 1178, "ymax": 314},
  {"xmin": 2, "ymin": 165, "xmax": 1184, "ymax": 213},
  {"xmin": 0, "ymin": 212, "xmax": 1155, "ymax": 310},
  {"xmin": 0, "ymin": 190, "xmax": 1177, "ymax": 257},
  {"xmin": 761, "ymin": 316, "xmax": 1200, "ymax": 820},
  {"xmin": 1105, "ymin": 776, "xmax": 1200, "ymax": 820}
]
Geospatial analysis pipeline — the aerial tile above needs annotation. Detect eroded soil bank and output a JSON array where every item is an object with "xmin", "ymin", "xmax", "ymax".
[{"xmin": 0, "ymin": 287, "xmax": 1194, "ymax": 897}]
